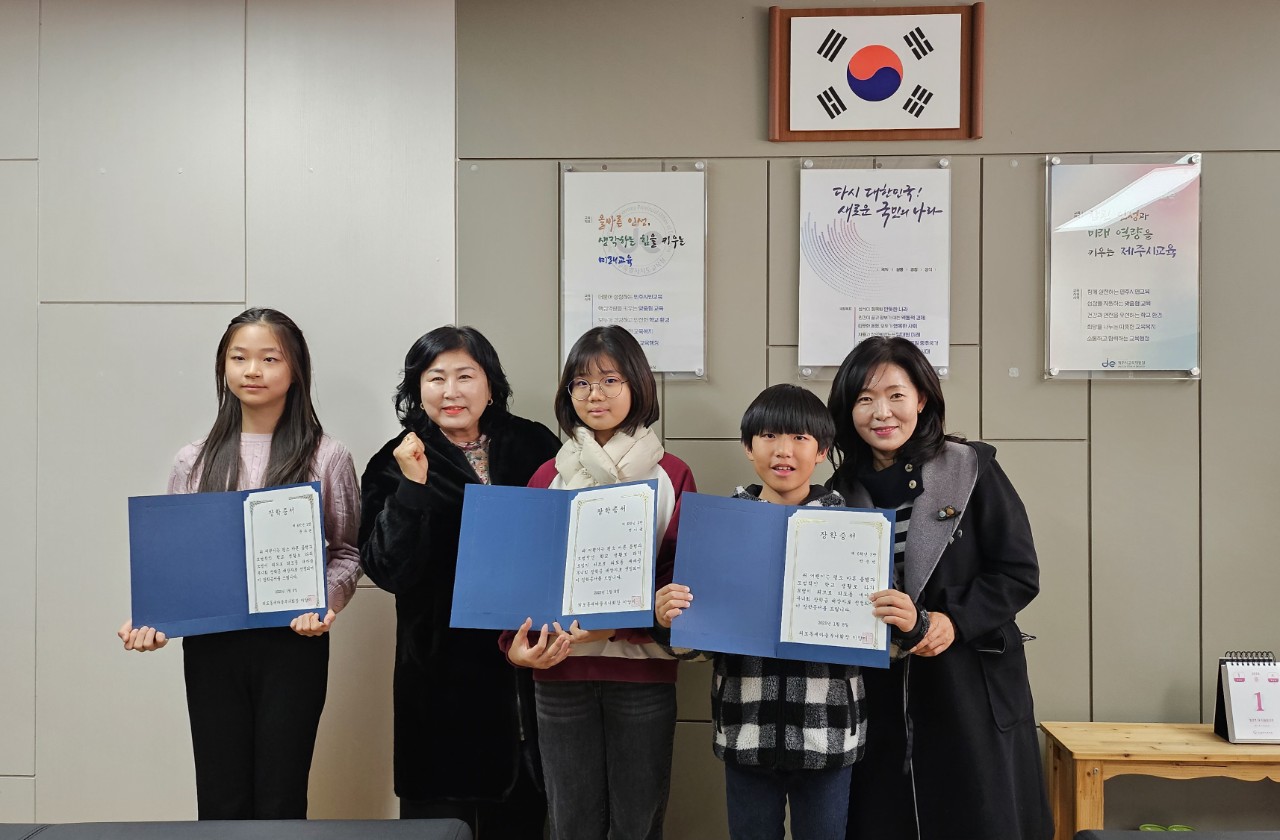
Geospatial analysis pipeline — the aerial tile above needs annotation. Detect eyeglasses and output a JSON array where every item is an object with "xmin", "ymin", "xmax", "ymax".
[{"xmin": 568, "ymin": 376, "xmax": 628, "ymax": 401}]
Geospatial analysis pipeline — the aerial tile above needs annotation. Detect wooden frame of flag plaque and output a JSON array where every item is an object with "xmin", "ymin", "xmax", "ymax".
[{"xmin": 769, "ymin": 5, "xmax": 984, "ymax": 142}]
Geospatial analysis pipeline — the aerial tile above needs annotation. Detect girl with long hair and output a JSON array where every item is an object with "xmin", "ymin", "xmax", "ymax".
[{"xmin": 118, "ymin": 307, "xmax": 361, "ymax": 820}]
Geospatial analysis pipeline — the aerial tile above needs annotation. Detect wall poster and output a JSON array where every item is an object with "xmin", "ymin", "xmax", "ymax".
[
  {"xmin": 799, "ymin": 166, "xmax": 951, "ymax": 370},
  {"xmin": 1046, "ymin": 156, "xmax": 1201, "ymax": 377},
  {"xmin": 561, "ymin": 168, "xmax": 706, "ymax": 374}
]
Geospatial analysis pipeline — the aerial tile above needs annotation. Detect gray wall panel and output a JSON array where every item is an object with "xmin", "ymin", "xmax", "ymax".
[
  {"xmin": 0, "ymin": 778, "xmax": 35, "ymax": 823},
  {"xmin": 310, "ymin": 589, "xmax": 398, "ymax": 819},
  {"xmin": 665, "ymin": 159, "xmax": 768, "ymax": 440},
  {"xmin": 666, "ymin": 722, "xmax": 728, "ymax": 840},
  {"xmin": 664, "ymin": 440, "xmax": 753, "ymax": 502},
  {"xmin": 0, "ymin": 0, "xmax": 38, "ymax": 159},
  {"xmin": 459, "ymin": 1, "xmax": 1280, "ymax": 159},
  {"xmin": 948, "ymin": 157, "xmax": 981, "ymax": 346},
  {"xmin": 0, "ymin": 163, "xmax": 36, "ymax": 775},
  {"xmin": 943, "ymin": 345, "xmax": 980, "ymax": 442},
  {"xmin": 457, "ymin": 160, "xmax": 561, "ymax": 433},
  {"xmin": 246, "ymin": 0, "xmax": 456, "ymax": 465},
  {"xmin": 36, "ymin": 304, "xmax": 244, "ymax": 821},
  {"xmin": 994, "ymin": 441, "xmax": 1091, "ymax": 724},
  {"xmin": 767, "ymin": 159, "xmax": 801, "ymax": 348},
  {"xmin": 676, "ymin": 660, "xmax": 712, "ymax": 723},
  {"xmin": 1091, "ymin": 381, "xmax": 1200, "ymax": 722},
  {"xmin": 39, "ymin": 0, "xmax": 245, "ymax": 303},
  {"xmin": 1200, "ymin": 152, "xmax": 1280, "ymax": 716},
  {"xmin": 981, "ymin": 156, "xmax": 1087, "ymax": 439}
]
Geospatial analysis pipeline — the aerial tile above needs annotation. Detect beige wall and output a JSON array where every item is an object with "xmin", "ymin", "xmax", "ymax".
[
  {"xmin": 1, "ymin": 0, "xmax": 454, "ymax": 823},
  {"xmin": 455, "ymin": 0, "xmax": 1280, "ymax": 834},
  {"xmin": 4, "ymin": 0, "xmax": 1280, "ymax": 834}
]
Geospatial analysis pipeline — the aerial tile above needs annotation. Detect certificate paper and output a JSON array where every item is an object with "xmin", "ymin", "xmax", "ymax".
[
  {"xmin": 243, "ymin": 485, "xmax": 325, "ymax": 613},
  {"xmin": 781, "ymin": 509, "xmax": 892, "ymax": 650},
  {"xmin": 450, "ymin": 479, "xmax": 660, "ymax": 631},
  {"xmin": 670, "ymin": 493, "xmax": 894, "ymax": 668},
  {"xmin": 563, "ymin": 484, "xmax": 656, "ymax": 616}
]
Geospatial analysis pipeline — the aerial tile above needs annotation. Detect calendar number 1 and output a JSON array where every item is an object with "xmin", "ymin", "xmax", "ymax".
[{"xmin": 1256, "ymin": 692, "xmax": 1265, "ymax": 712}]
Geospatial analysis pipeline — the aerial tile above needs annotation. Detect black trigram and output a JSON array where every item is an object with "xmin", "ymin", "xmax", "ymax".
[
  {"xmin": 902, "ymin": 85, "xmax": 933, "ymax": 117},
  {"xmin": 818, "ymin": 86, "xmax": 848, "ymax": 119},
  {"xmin": 817, "ymin": 28, "xmax": 848, "ymax": 61},
  {"xmin": 904, "ymin": 26, "xmax": 933, "ymax": 59}
]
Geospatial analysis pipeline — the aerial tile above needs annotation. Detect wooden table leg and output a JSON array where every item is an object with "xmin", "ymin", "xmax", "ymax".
[
  {"xmin": 1048, "ymin": 740, "xmax": 1075, "ymax": 840},
  {"xmin": 1073, "ymin": 760, "xmax": 1105, "ymax": 834}
]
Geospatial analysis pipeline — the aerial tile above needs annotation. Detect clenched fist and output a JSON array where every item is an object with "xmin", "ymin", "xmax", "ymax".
[{"xmin": 394, "ymin": 432, "xmax": 429, "ymax": 484}]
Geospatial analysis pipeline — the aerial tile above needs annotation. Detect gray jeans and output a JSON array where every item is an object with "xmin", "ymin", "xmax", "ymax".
[{"xmin": 535, "ymin": 680, "xmax": 677, "ymax": 840}]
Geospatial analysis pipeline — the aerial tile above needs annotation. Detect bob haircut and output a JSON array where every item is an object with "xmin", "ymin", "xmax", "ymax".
[
  {"xmin": 394, "ymin": 325, "xmax": 513, "ymax": 434},
  {"xmin": 827, "ymin": 336, "xmax": 954, "ymax": 470},
  {"xmin": 553, "ymin": 325, "xmax": 659, "ymax": 438},
  {"xmin": 193, "ymin": 307, "xmax": 322, "ymax": 493},
  {"xmin": 740, "ymin": 384, "xmax": 836, "ymax": 453}
]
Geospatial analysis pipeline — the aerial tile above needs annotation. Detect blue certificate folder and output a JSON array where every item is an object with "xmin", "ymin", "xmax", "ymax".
[
  {"xmin": 670, "ymin": 493, "xmax": 894, "ymax": 668},
  {"xmin": 450, "ymin": 479, "xmax": 660, "ymax": 631},
  {"xmin": 127, "ymin": 482, "xmax": 326, "ymax": 638}
]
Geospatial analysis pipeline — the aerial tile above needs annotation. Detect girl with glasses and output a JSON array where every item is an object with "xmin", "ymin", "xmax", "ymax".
[{"xmin": 501, "ymin": 325, "xmax": 697, "ymax": 840}]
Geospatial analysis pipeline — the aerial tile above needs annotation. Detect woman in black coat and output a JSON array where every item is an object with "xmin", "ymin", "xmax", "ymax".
[
  {"xmin": 828, "ymin": 337, "xmax": 1053, "ymax": 840},
  {"xmin": 359, "ymin": 326, "xmax": 560, "ymax": 838}
]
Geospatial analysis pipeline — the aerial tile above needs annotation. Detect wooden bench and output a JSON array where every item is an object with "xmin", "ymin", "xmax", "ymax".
[{"xmin": 1041, "ymin": 722, "xmax": 1280, "ymax": 840}]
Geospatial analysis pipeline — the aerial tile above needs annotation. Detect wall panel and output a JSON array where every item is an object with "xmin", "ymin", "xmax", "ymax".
[
  {"xmin": 995, "ymin": 440, "xmax": 1091, "ymax": 723},
  {"xmin": 458, "ymin": 1, "xmax": 1280, "ymax": 159},
  {"xmin": 39, "ymin": 0, "xmax": 245, "ymax": 303},
  {"xmin": 36, "ymin": 304, "xmax": 244, "ymax": 821},
  {"xmin": 246, "ymin": 0, "xmax": 456, "ymax": 464},
  {"xmin": 676, "ymin": 660, "xmax": 713, "ymax": 723},
  {"xmin": 310, "ymin": 589, "xmax": 398, "ymax": 819},
  {"xmin": 0, "ymin": 163, "xmax": 36, "ymax": 775},
  {"xmin": 981, "ymin": 156, "xmax": 1087, "ymax": 439},
  {"xmin": 666, "ymin": 722, "xmax": 728, "ymax": 840},
  {"xmin": 0, "ymin": 778, "xmax": 35, "ymax": 823},
  {"xmin": 1091, "ymin": 381, "xmax": 1200, "ymax": 722},
  {"xmin": 0, "ymin": 0, "xmax": 38, "ymax": 159},
  {"xmin": 1199, "ymin": 152, "xmax": 1280, "ymax": 715},
  {"xmin": 665, "ymin": 159, "xmax": 768, "ymax": 440},
  {"xmin": 457, "ymin": 160, "xmax": 560, "ymax": 433}
]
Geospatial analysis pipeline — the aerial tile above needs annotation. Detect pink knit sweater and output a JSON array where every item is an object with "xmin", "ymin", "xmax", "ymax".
[{"xmin": 167, "ymin": 433, "xmax": 362, "ymax": 613}]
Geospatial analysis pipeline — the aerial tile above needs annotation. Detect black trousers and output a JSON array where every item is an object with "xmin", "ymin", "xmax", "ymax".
[
  {"xmin": 400, "ymin": 753, "xmax": 547, "ymax": 840},
  {"xmin": 183, "ymin": 627, "xmax": 329, "ymax": 820}
]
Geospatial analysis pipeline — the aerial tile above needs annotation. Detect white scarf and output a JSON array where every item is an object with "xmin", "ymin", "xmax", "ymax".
[{"xmin": 554, "ymin": 425, "xmax": 665, "ymax": 489}]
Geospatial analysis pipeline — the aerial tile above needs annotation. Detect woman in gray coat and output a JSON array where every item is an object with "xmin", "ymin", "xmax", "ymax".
[{"xmin": 827, "ymin": 336, "xmax": 1053, "ymax": 840}]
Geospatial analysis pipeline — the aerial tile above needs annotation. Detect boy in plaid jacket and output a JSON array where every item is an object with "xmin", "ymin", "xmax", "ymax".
[{"xmin": 657, "ymin": 385, "xmax": 911, "ymax": 840}]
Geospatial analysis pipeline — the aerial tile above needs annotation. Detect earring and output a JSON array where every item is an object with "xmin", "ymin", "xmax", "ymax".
[{"xmin": 487, "ymin": 398, "xmax": 494, "ymax": 406}]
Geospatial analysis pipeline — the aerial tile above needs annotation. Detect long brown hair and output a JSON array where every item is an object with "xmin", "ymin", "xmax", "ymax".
[{"xmin": 190, "ymin": 308, "xmax": 323, "ymax": 492}]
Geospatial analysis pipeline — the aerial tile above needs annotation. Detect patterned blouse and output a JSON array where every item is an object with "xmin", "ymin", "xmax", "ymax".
[{"xmin": 454, "ymin": 435, "xmax": 491, "ymax": 485}]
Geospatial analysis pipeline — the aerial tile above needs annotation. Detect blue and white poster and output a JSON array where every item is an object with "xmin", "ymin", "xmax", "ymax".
[
  {"xmin": 799, "ymin": 168, "xmax": 951, "ymax": 369},
  {"xmin": 1048, "ymin": 159, "xmax": 1201, "ymax": 375},
  {"xmin": 562, "ymin": 171, "xmax": 706, "ymax": 373}
]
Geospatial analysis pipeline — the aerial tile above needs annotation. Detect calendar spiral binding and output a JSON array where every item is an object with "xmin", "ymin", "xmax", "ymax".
[{"xmin": 1222, "ymin": 651, "xmax": 1276, "ymax": 664}]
